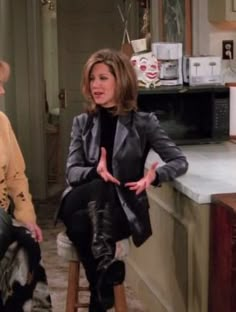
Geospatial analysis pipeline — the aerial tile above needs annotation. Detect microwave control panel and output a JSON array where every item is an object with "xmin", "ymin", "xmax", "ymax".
[{"xmin": 213, "ymin": 98, "xmax": 229, "ymax": 136}]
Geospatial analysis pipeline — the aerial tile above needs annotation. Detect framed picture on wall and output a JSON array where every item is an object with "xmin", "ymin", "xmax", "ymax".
[{"xmin": 158, "ymin": 0, "xmax": 192, "ymax": 55}]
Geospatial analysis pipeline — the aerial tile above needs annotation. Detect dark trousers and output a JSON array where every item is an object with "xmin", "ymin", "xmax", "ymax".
[
  {"xmin": 60, "ymin": 179, "xmax": 131, "ymax": 291},
  {"xmin": 12, "ymin": 225, "xmax": 41, "ymax": 272},
  {"xmin": 0, "ymin": 226, "xmax": 48, "ymax": 312}
]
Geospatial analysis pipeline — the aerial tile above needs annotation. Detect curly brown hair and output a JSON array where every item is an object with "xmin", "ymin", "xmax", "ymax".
[{"xmin": 81, "ymin": 49, "xmax": 138, "ymax": 115}]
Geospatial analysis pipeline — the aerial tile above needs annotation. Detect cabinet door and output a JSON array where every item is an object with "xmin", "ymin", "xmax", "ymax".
[
  {"xmin": 209, "ymin": 204, "xmax": 232, "ymax": 312},
  {"xmin": 209, "ymin": 194, "xmax": 236, "ymax": 312},
  {"xmin": 209, "ymin": 0, "xmax": 236, "ymax": 22},
  {"xmin": 233, "ymin": 0, "xmax": 236, "ymax": 11}
]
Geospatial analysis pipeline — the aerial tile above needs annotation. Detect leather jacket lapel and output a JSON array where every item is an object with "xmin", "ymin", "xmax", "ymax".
[
  {"xmin": 113, "ymin": 113, "xmax": 132, "ymax": 158},
  {"xmin": 83, "ymin": 113, "xmax": 100, "ymax": 162}
]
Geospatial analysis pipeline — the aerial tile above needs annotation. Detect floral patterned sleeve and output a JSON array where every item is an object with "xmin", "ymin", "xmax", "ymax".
[{"xmin": 3, "ymin": 113, "xmax": 36, "ymax": 223}]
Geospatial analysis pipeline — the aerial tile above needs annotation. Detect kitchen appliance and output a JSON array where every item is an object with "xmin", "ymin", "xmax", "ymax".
[
  {"xmin": 137, "ymin": 86, "xmax": 229, "ymax": 145},
  {"xmin": 151, "ymin": 42, "xmax": 183, "ymax": 86},
  {"xmin": 183, "ymin": 56, "xmax": 222, "ymax": 86}
]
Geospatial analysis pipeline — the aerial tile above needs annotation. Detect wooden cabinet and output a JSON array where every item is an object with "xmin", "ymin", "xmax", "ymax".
[
  {"xmin": 208, "ymin": 0, "xmax": 236, "ymax": 22},
  {"xmin": 209, "ymin": 193, "xmax": 236, "ymax": 312}
]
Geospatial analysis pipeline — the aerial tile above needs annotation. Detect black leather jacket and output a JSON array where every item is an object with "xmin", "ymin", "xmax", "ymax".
[{"xmin": 56, "ymin": 110, "xmax": 188, "ymax": 246}]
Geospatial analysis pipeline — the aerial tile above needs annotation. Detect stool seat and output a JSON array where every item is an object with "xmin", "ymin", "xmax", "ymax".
[
  {"xmin": 57, "ymin": 232, "xmax": 78, "ymax": 261},
  {"xmin": 57, "ymin": 231, "xmax": 129, "ymax": 312}
]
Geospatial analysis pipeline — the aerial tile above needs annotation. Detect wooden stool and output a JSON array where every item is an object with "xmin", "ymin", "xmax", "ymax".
[{"xmin": 57, "ymin": 231, "xmax": 129, "ymax": 312}]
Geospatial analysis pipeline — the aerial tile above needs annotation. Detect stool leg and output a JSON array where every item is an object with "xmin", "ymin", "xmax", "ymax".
[
  {"xmin": 114, "ymin": 284, "xmax": 127, "ymax": 312},
  {"xmin": 66, "ymin": 260, "xmax": 80, "ymax": 312}
]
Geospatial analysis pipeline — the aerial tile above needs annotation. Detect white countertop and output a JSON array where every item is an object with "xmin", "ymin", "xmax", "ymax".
[{"xmin": 146, "ymin": 141, "xmax": 236, "ymax": 204}]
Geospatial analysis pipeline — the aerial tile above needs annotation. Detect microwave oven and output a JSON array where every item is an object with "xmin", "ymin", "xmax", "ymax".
[{"xmin": 137, "ymin": 86, "xmax": 229, "ymax": 145}]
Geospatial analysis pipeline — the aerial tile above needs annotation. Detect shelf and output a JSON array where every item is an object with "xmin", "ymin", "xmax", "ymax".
[{"xmin": 138, "ymin": 84, "xmax": 229, "ymax": 95}]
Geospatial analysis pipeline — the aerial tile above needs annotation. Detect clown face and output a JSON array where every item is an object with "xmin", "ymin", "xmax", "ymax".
[{"xmin": 131, "ymin": 52, "xmax": 160, "ymax": 88}]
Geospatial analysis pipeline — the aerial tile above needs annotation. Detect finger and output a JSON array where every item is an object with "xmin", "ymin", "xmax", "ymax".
[
  {"xmin": 150, "ymin": 162, "xmax": 158, "ymax": 171},
  {"xmin": 136, "ymin": 187, "xmax": 143, "ymax": 195},
  {"xmin": 107, "ymin": 174, "xmax": 121, "ymax": 185},
  {"xmin": 36, "ymin": 231, "xmax": 43, "ymax": 242},
  {"xmin": 111, "ymin": 178, "xmax": 121, "ymax": 185},
  {"xmin": 125, "ymin": 182, "xmax": 137, "ymax": 187},
  {"xmin": 35, "ymin": 226, "xmax": 43, "ymax": 242},
  {"xmin": 26, "ymin": 224, "xmax": 35, "ymax": 237},
  {"xmin": 102, "ymin": 172, "xmax": 118, "ymax": 184},
  {"xmin": 100, "ymin": 147, "xmax": 107, "ymax": 159},
  {"xmin": 29, "ymin": 228, "xmax": 37, "ymax": 241},
  {"xmin": 135, "ymin": 183, "xmax": 146, "ymax": 194},
  {"xmin": 136, "ymin": 181, "xmax": 147, "ymax": 194},
  {"xmin": 128, "ymin": 185, "xmax": 144, "ymax": 194},
  {"xmin": 101, "ymin": 174, "xmax": 108, "ymax": 182},
  {"xmin": 27, "ymin": 223, "xmax": 42, "ymax": 242},
  {"xmin": 127, "ymin": 184, "xmax": 139, "ymax": 191}
]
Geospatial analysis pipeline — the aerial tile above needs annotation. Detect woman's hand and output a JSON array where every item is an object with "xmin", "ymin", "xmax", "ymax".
[
  {"xmin": 25, "ymin": 222, "xmax": 43, "ymax": 242},
  {"xmin": 125, "ymin": 162, "xmax": 158, "ymax": 195},
  {"xmin": 97, "ymin": 147, "xmax": 120, "ymax": 185}
]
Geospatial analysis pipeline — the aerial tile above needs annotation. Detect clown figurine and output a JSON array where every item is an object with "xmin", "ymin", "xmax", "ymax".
[{"xmin": 131, "ymin": 51, "xmax": 160, "ymax": 88}]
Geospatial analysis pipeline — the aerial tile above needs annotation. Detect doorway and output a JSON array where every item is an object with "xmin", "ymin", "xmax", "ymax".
[{"xmin": 41, "ymin": 1, "xmax": 61, "ymax": 197}]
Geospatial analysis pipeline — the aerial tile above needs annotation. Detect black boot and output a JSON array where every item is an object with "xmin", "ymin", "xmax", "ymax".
[
  {"xmin": 89, "ymin": 290, "xmax": 107, "ymax": 312},
  {"xmin": 88, "ymin": 201, "xmax": 125, "ymax": 309}
]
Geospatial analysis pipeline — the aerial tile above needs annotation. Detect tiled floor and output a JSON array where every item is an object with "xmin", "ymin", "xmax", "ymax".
[{"xmin": 37, "ymin": 195, "xmax": 146, "ymax": 312}]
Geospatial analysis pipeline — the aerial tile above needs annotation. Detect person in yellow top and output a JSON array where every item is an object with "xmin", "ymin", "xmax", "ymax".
[{"xmin": 0, "ymin": 60, "xmax": 52, "ymax": 311}]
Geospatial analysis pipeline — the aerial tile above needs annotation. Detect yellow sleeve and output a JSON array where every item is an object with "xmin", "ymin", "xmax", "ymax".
[{"xmin": 3, "ymin": 113, "xmax": 36, "ymax": 223}]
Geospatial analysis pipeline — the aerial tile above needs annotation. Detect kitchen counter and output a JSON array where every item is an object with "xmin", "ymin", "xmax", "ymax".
[
  {"xmin": 128, "ymin": 140, "xmax": 236, "ymax": 312},
  {"xmin": 146, "ymin": 141, "xmax": 236, "ymax": 204}
]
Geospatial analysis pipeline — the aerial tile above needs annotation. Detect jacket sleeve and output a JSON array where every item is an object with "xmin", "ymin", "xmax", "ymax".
[
  {"xmin": 146, "ymin": 113, "xmax": 188, "ymax": 185},
  {"xmin": 66, "ymin": 115, "xmax": 98, "ymax": 186},
  {"xmin": 4, "ymin": 115, "xmax": 36, "ymax": 223}
]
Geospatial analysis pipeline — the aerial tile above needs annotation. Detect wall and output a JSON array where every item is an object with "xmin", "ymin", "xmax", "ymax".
[
  {"xmin": 189, "ymin": 0, "xmax": 236, "ymax": 83},
  {"xmin": 151, "ymin": 0, "xmax": 236, "ymax": 83},
  {"xmin": 0, "ymin": 0, "xmax": 17, "ymax": 128},
  {"xmin": 209, "ymin": 25, "xmax": 236, "ymax": 83}
]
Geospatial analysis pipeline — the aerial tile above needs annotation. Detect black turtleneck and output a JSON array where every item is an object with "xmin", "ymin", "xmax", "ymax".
[{"xmin": 100, "ymin": 107, "xmax": 118, "ymax": 173}]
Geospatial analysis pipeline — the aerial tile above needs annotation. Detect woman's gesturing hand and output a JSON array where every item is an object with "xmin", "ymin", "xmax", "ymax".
[
  {"xmin": 125, "ymin": 162, "xmax": 158, "ymax": 195},
  {"xmin": 97, "ymin": 147, "xmax": 120, "ymax": 185}
]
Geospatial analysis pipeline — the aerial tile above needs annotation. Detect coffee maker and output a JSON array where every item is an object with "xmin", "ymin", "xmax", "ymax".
[{"xmin": 152, "ymin": 42, "xmax": 183, "ymax": 86}]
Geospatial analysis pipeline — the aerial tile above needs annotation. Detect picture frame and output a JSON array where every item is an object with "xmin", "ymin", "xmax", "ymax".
[{"xmin": 158, "ymin": 0, "xmax": 192, "ymax": 55}]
